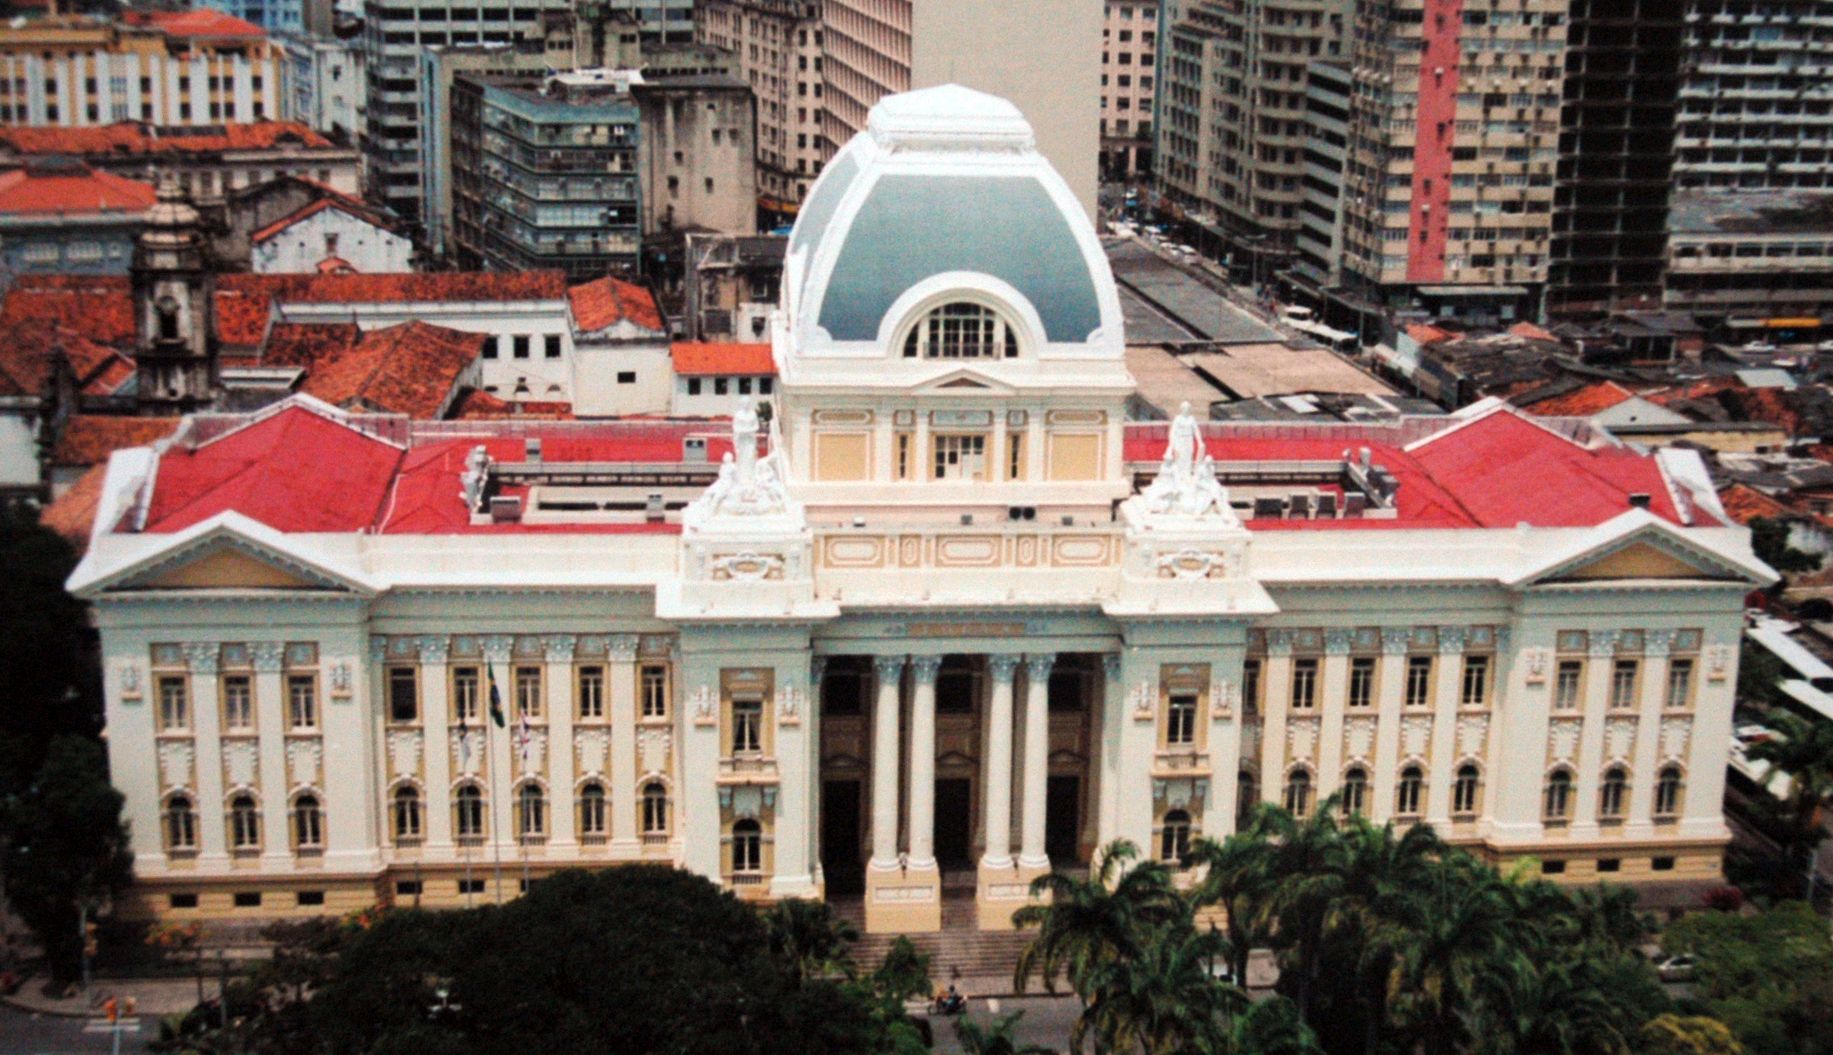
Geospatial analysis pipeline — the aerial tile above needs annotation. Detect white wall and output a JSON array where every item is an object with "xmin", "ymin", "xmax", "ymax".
[
  {"xmin": 0, "ymin": 413, "xmax": 41, "ymax": 491},
  {"xmin": 672, "ymin": 373, "xmax": 775, "ymax": 416},
  {"xmin": 251, "ymin": 207, "xmax": 414, "ymax": 274},
  {"xmin": 572, "ymin": 344, "xmax": 672, "ymax": 417}
]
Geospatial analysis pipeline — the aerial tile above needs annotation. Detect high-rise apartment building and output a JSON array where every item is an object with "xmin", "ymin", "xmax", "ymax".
[
  {"xmin": 590, "ymin": 0, "xmax": 697, "ymax": 44},
  {"xmin": 697, "ymin": 0, "xmax": 826, "ymax": 225},
  {"xmin": 819, "ymin": 0, "xmax": 1101, "ymax": 217},
  {"xmin": 1158, "ymin": 0, "xmax": 1350, "ymax": 283},
  {"xmin": 1101, "ymin": 0, "xmax": 1158, "ymax": 180},
  {"xmin": 1544, "ymin": 0, "xmax": 1684, "ymax": 319},
  {"xmin": 1292, "ymin": 61, "xmax": 1352, "ymax": 293},
  {"xmin": 0, "ymin": 11, "xmax": 283, "ymax": 128},
  {"xmin": 360, "ymin": 0, "xmax": 572, "ymax": 227},
  {"xmin": 1334, "ymin": 0, "xmax": 1567, "ymax": 325}
]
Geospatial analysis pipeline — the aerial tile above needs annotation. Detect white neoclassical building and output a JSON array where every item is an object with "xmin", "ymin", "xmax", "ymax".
[{"xmin": 72, "ymin": 87, "xmax": 1774, "ymax": 932}]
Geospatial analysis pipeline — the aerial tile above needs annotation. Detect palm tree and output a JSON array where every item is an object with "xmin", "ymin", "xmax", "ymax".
[
  {"xmin": 1012, "ymin": 839, "xmax": 1185, "ymax": 999},
  {"xmin": 1187, "ymin": 804, "xmax": 1284, "ymax": 986},
  {"xmin": 1075, "ymin": 925, "xmax": 1233, "ymax": 1055},
  {"xmin": 762, "ymin": 897, "xmax": 858, "ymax": 985},
  {"xmin": 951, "ymin": 1012, "xmax": 1055, "ymax": 1055},
  {"xmin": 1475, "ymin": 955, "xmax": 1636, "ymax": 1055},
  {"xmin": 1746, "ymin": 711, "xmax": 1833, "ymax": 895},
  {"xmin": 1257, "ymin": 798, "xmax": 1352, "ymax": 1021},
  {"xmin": 1371, "ymin": 865, "xmax": 1522, "ymax": 1055},
  {"xmin": 1208, "ymin": 995, "xmax": 1322, "ymax": 1055}
]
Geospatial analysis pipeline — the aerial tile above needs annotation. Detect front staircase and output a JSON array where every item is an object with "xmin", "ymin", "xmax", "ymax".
[{"xmin": 830, "ymin": 891, "xmax": 1042, "ymax": 992}]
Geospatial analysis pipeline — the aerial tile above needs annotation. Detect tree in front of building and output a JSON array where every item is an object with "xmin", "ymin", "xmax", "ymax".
[
  {"xmin": 1662, "ymin": 901, "xmax": 1833, "ymax": 1055},
  {"xmin": 1744, "ymin": 712, "xmax": 1833, "ymax": 897},
  {"xmin": 1748, "ymin": 518, "xmax": 1820, "ymax": 577}
]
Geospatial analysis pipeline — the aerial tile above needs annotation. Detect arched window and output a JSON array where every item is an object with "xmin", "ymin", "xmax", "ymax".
[
  {"xmin": 517, "ymin": 784, "xmax": 547, "ymax": 841},
  {"xmin": 1341, "ymin": 767, "xmax": 1369, "ymax": 816},
  {"xmin": 732, "ymin": 818, "xmax": 762, "ymax": 873},
  {"xmin": 1283, "ymin": 769, "xmax": 1312, "ymax": 817},
  {"xmin": 1159, "ymin": 809, "xmax": 1192, "ymax": 862},
  {"xmin": 641, "ymin": 781, "xmax": 669, "ymax": 835},
  {"xmin": 291, "ymin": 794, "xmax": 323, "ymax": 850},
  {"xmin": 229, "ymin": 793, "xmax": 260, "ymax": 849},
  {"xmin": 1655, "ymin": 765, "xmax": 1684, "ymax": 817},
  {"xmin": 901, "ymin": 301, "xmax": 1020, "ymax": 360},
  {"xmin": 1235, "ymin": 769, "xmax": 1257, "ymax": 827},
  {"xmin": 579, "ymin": 782, "xmax": 608, "ymax": 838},
  {"xmin": 392, "ymin": 786, "xmax": 423, "ymax": 843},
  {"xmin": 1544, "ymin": 770, "xmax": 1573, "ymax": 821},
  {"xmin": 1599, "ymin": 766, "xmax": 1629, "ymax": 819},
  {"xmin": 165, "ymin": 794, "xmax": 197, "ymax": 851},
  {"xmin": 455, "ymin": 784, "xmax": 486, "ymax": 841},
  {"xmin": 1395, "ymin": 765, "xmax": 1424, "ymax": 816},
  {"xmin": 1453, "ymin": 764, "xmax": 1481, "ymax": 816}
]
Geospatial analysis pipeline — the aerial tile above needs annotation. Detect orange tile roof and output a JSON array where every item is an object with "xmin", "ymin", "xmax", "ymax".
[
  {"xmin": 669, "ymin": 342, "xmax": 775, "ymax": 376},
  {"xmin": 51, "ymin": 415, "xmax": 180, "ymax": 468},
  {"xmin": 0, "ymin": 164, "xmax": 155, "ymax": 215},
  {"xmin": 300, "ymin": 321, "xmax": 484, "ymax": 419},
  {"xmin": 450, "ymin": 389, "xmax": 576, "ymax": 420},
  {"xmin": 0, "ymin": 121, "xmax": 332, "ymax": 157},
  {"xmin": 1507, "ymin": 321, "xmax": 1557, "ymax": 342},
  {"xmin": 1405, "ymin": 323, "xmax": 1454, "ymax": 345},
  {"xmin": 122, "ymin": 9, "xmax": 266, "ymax": 37},
  {"xmin": 257, "ymin": 322, "xmax": 362, "ymax": 367},
  {"xmin": 568, "ymin": 275, "xmax": 665, "ymax": 333},
  {"xmin": 1518, "ymin": 381, "xmax": 1636, "ymax": 418},
  {"xmin": 0, "ymin": 320, "xmax": 130, "ymax": 398},
  {"xmin": 1717, "ymin": 483, "xmax": 1799, "ymax": 526},
  {"xmin": 0, "ymin": 275, "xmax": 136, "ymax": 346},
  {"xmin": 41, "ymin": 464, "xmax": 107, "ymax": 554},
  {"xmin": 251, "ymin": 193, "xmax": 404, "ymax": 244}
]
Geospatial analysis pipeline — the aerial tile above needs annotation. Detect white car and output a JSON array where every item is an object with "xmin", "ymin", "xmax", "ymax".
[{"xmin": 1656, "ymin": 954, "xmax": 1696, "ymax": 982}]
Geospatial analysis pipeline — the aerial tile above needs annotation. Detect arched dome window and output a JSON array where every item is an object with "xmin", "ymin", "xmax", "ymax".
[{"xmin": 901, "ymin": 301, "xmax": 1020, "ymax": 360}]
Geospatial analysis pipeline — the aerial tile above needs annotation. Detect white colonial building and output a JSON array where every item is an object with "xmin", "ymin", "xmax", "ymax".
[{"xmin": 72, "ymin": 87, "xmax": 1772, "ymax": 932}]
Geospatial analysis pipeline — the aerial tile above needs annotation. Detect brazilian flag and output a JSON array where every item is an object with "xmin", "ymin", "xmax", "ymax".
[{"xmin": 486, "ymin": 664, "xmax": 506, "ymax": 728}]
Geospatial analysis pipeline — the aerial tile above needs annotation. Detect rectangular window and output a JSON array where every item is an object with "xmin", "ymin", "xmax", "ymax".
[
  {"xmin": 715, "ymin": 378, "xmax": 729, "ymax": 395},
  {"xmin": 158, "ymin": 676, "xmax": 189, "ymax": 730},
  {"xmin": 544, "ymin": 334, "xmax": 561, "ymax": 359},
  {"xmin": 514, "ymin": 666, "xmax": 542, "ymax": 719},
  {"xmin": 387, "ymin": 667, "xmax": 418, "ymax": 723},
  {"xmin": 1460, "ymin": 655, "xmax": 1490, "ymax": 707},
  {"xmin": 458, "ymin": 878, "xmax": 485, "ymax": 895},
  {"xmin": 169, "ymin": 893, "xmax": 198, "ymax": 909},
  {"xmin": 932, "ymin": 434, "xmax": 987, "ymax": 481},
  {"xmin": 1007, "ymin": 432, "xmax": 1025, "ymax": 480},
  {"xmin": 222, "ymin": 675, "xmax": 253, "ymax": 731},
  {"xmin": 1405, "ymin": 656, "xmax": 1433, "ymax": 708},
  {"xmin": 1291, "ymin": 659, "xmax": 1318, "ymax": 709},
  {"xmin": 453, "ymin": 667, "xmax": 480, "ymax": 723},
  {"xmin": 233, "ymin": 892, "xmax": 262, "ymax": 908},
  {"xmin": 617, "ymin": 371, "xmax": 637, "ymax": 384},
  {"xmin": 687, "ymin": 377, "xmax": 702, "ymax": 395},
  {"xmin": 394, "ymin": 881, "xmax": 421, "ymax": 896},
  {"xmin": 1554, "ymin": 660, "xmax": 1583, "ymax": 711},
  {"xmin": 1348, "ymin": 658, "xmax": 1375, "ymax": 708},
  {"xmin": 513, "ymin": 335, "xmax": 530, "ymax": 359},
  {"xmin": 895, "ymin": 433, "xmax": 912, "ymax": 480},
  {"xmin": 577, "ymin": 666, "xmax": 604, "ymax": 719},
  {"xmin": 287, "ymin": 675, "xmax": 317, "ymax": 729},
  {"xmin": 731, "ymin": 694, "xmax": 763, "ymax": 754},
  {"xmin": 1597, "ymin": 858, "xmax": 1620, "ymax": 873},
  {"xmin": 1610, "ymin": 660, "xmax": 1639, "ymax": 710},
  {"xmin": 641, "ymin": 665, "xmax": 669, "ymax": 718},
  {"xmin": 1242, "ymin": 659, "xmax": 1262, "ymax": 717},
  {"xmin": 483, "ymin": 335, "xmax": 498, "ymax": 359},
  {"xmin": 1665, "ymin": 659, "xmax": 1694, "ymax": 709},
  {"xmin": 1166, "ymin": 691, "xmax": 1198, "ymax": 745}
]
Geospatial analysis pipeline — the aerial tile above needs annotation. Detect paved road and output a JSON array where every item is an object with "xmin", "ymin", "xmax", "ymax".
[
  {"xmin": 1104, "ymin": 238, "xmax": 1284, "ymax": 345},
  {"xmin": 926, "ymin": 994, "xmax": 1081, "ymax": 1054},
  {"xmin": 0, "ymin": 1006, "xmax": 153, "ymax": 1055}
]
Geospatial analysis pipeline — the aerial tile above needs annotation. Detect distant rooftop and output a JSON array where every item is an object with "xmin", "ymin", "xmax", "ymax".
[{"xmin": 1669, "ymin": 189, "xmax": 1833, "ymax": 236}]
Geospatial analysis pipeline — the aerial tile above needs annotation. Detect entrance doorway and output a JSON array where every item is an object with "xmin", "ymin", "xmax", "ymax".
[
  {"xmin": 934, "ymin": 778, "xmax": 973, "ymax": 869},
  {"xmin": 821, "ymin": 779, "xmax": 863, "ymax": 895},
  {"xmin": 1046, "ymin": 775, "xmax": 1081, "ymax": 864}
]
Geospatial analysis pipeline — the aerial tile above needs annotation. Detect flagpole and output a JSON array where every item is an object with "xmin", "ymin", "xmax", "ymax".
[{"xmin": 489, "ymin": 662, "xmax": 503, "ymax": 905}]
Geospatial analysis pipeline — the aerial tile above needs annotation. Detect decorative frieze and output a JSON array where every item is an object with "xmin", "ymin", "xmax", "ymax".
[
  {"xmin": 286, "ymin": 738, "xmax": 321, "ymax": 786},
  {"xmin": 388, "ymin": 731, "xmax": 422, "ymax": 778},
  {"xmin": 1660, "ymin": 717, "xmax": 1692, "ymax": 762},
  {"xmin": 1455, "ymin": 714, "xmax": 1489, "ymax": 758},
  {"xmin": 251, "ymin": 642, "xmax": 286, "ymax": 673},
  {"xmin": 223, "ymin": 740, "xmax": 258, "ymax": 788},
  {"xmin": 1605, "ymin": 718, "xmax": 1637, "ymax": 762},
  {"xmin": 575, "ymin": 728, "xmax": 609, "ymax": 775},
  {"xmin": 1547, "ymin": 718, "xmax": 1582, "ymax": 762},
  {"xmin": 1344, "ymin": 716, "xmax": 1376, "ymax": 761},
  {"xmin": 158, "ymin": 740, "xmax": 194, "ymax": 789}
]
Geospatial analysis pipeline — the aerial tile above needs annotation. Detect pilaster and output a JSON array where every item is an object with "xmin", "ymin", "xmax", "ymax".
[
  {"xmin": 1426, "ymin": 628, "xmax": 1466, "ymax": 825},
  {"xmin": 1370, "ymin": 628, "xmax": 1409, "ymax": 823}
]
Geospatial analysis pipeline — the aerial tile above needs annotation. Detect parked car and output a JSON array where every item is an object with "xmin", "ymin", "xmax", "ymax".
[{"xmin": 1656, "ymin": 953, "xmax": 1696, "ymax": 982}]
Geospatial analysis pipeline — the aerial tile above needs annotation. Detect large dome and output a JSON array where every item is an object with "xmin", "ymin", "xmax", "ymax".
[{"xmin": 782, "ymin": 85, "xmax": 1123, "ymax": 362}]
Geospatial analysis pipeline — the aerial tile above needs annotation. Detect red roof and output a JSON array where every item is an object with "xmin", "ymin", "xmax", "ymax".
[
  {"xmin": 300, "ymin": 321, "xmax": 482, "ymax": 419},
  {"xmin": 568, "ymin": 276, "xmax": 664, "ymax": 333},
  {"xmin": 0, "ymin": 164, "xmax": 155, "ymax": 215},
  {"xmin": 1405, "ymin": 323, "xmax": 1454, "ymax": 345},
  {"xmin": 257, "ymin": 322, "xmax": 362, "ymax": 367},
  {"xmin": 1717, "ymin": 483, "xmax": 1797, "ymax": 526},
  {"xmin": 141, "ymin": 407, "xmax": 404, "ymax": 534},
  {"xmin": 250, "ymin": 193, "xmax": 404, "ymax": 245},
  {"xmin": 0, "ymin": 275, "xmax": 136, "ymax": 346},
  {"xmin": 0, "ymin": 121, "xmax": 331, "ymax": 158},
  {"xmin": 52, "ymin": 415, "xmax": 180, "ymax": 468},
  {"xmin": 450, "ymin": 389, "xmax": 576, "ymax": 420},
  {"xmin": 1517, "ymin": 381, "xmax": 1636, "ymax": 418},
  {"xmin": 122, "ymin": 9, "xmax": 265, "ymax": 37},
  {"xmin": 0, "ymin": 320, "xmax": 131, "ymax": 398},
  {"xmin": 670, "ymin": 342, "xmax": 775, "ymax": 376},
  {"xmin": 42, "ymin": 464, "xmax": 107, "ymax": 553},
  {"xmin": 211, "ymin": 272, "xmax": 572, "ymax": 347}
]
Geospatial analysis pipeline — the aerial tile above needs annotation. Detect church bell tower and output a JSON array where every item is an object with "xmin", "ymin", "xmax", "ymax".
[{"xmin": 132, "ymin": 175, "xmax": 218, "ymax": 414}]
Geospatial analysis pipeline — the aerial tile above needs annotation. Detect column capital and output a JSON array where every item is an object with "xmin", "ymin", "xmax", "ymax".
[
  {"xmin": 911, "ymin": 655, "xmax": 943, "ymax": 684},
  {"xmin": 607, "ymin": 634, "xmax": 640, "ymax": 662},
  {"xmin": 873, "ymin": 654, "xmax": 907, "ymax": 681},
  {"xmin": 989, "ymin": 654, "xmax": 1022, "ymax": 682},
  {"xmin": 1266, "ymin": 630, "xmax": 1294, "ymax": 656},
  {"xmin": 250, "ymin": 642, "xmax": 286, "ymax": 673},
  {"xmin": 1587, "ymin": 630, "xmax": 1620, "ymax": 658},
  {"xmin": 1644, "ymin": 629, "xmax": 1675, "ymax": 657},
  {"xmin": 1437, "ymin": 627, "xmax": 1467, "ymax": 655},
  {"xmin": 417, "ymin": 634, "xmax": 452, "ymax": 665},
  {"xmin": 1324, "ymin": 628, "xmax": 1354, "ymax": 655},
  {"xmin": 810, "ymin": 655, "xmax": 828, "ymax": 683},
  {"xmin": 1380, "ymin": 627, "xmax": 1412, "ymax": 655},
  {"xmin": 1025, "ymin": 652, "xmax": 1056, "ymax": 680},
  {"xmin": 481, "ymin": 634, "xmax": 514, "ymax": 663},
  {"xmin": 183, "ymin": 642, "xmax": 219, "ymax": 674},
  {"xmin": 542, "ymin": 634, "xmax": 577, "ymax": 664},
  {"xmin": 1101, "ymin": 652, "xmax": 1122, "ymax": 680}
]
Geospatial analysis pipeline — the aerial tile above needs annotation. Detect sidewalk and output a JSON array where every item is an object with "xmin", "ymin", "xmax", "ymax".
[{"xmin": 2, "ymin": 975, "xmax": 207, "ymax": 1018}]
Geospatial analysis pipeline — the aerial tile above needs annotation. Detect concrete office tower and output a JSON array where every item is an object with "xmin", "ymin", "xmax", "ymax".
[
  {"xmin": 1334, "ymin": 0, "xmax": 1568, "ymax": 327},
  {"xmin": 698, "ymin": 0, "xmax": 827, "ymax": 226},
  {"xmin": 1545, "ymin": 0, "xmax": 1684, "ymax": 319},
  {"xmin": 819, "ymin": 0, "xmax": 1101, "ymax": 218},
  {"xmin": 1100, "ymin": 0, "xmax": 1158, "ymax": 181},
  {"xmin": 1158, "ymin": 0, "xmax": 1350, "ymax": 284}
]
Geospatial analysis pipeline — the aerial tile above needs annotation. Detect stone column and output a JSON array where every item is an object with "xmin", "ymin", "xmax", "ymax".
[
  {"xmin": 1627, "ymin": 631, "xmax": 1672, "ymax": 836},
  {"xmin": 1206, "ymin": 664, "xmax": 1243, "ymax": 840},
  {"xmin": 869, "ymin": 655, "xmax": 904, "ymax": 869},
  {"xmin": 252, "ymin": 642, "xmax": 290, "ymax": 868},
  {"xmin": 981, "ymin": 655, "xmax": 1019, "ymax": 869},
  {"xmin": 481, "ymin": 635, "xmax": 515, "ymax": 897},
  {"xmin": 1426, "ymin": 629, "xmax": 1466, "ymax": 824},
  {"xmin": 544, "ymin": 634, "xmax": 577, "ymax": 852},
  {"xmin": 1571, "ymin": 632, "xmax": 1620, "ymax": 838},
  {"xmin": 906, "ymin": 655, "xmax": 942, "ymax": 870},
  {"xmin": 1370, "ymin": 629, "xmax": 1410, "ymax": 823},
  {"xmin": 184, "ymin": 643, "xmax": 229, "ymax": 867},
  {"xmin": 1019, "ymin": 653, "xmax": 1054, "ymax": 869},
  {"xmin": 607, "ymin": 635, "xmax": 640, "ymax": 855},
  {"xmin": 1095, "ymin": 653, "xmax": 1123, "ymax": 848},
  {"xmin": 419, "ymin": 637, "xmax": 454, "ymax": 850},
  {"xmin": 771, "ymin": 654, "xmax": 819, "ymax": 898},
  {"xmin": 1317, "ymin": 629, "xmax": 1353, "ymax": 802},
  {"xmin": 807, "ymin": 656, "xmax": 827, "ymax": 892},
  {"xmin": 1257, "ymin": 632, "xmax": 1294, "ymax": 804}
]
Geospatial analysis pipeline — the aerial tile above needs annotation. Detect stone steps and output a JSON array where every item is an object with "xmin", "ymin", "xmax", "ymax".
[{"xmin": 833, "ymin": 894, "xmax": 1038, "ymax": 985}]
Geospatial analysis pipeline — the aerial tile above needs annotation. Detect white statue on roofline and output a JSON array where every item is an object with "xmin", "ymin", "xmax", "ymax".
[
  {"xmin": 1141, "ymin": 402, "xmax": 1235, "ymax": 520},
  {"xmin": 693, "ymin": 398, "xmax": 789, "ymax": 517}
]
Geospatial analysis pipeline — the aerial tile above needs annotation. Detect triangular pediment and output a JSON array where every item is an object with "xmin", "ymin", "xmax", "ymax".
[
  {"xmin": 1547, "ymin": 541, "xmax": 1723, "ymax": 582},
  {"xmin": 1510, "ymin": 511, "xmax": 1776, "ymax": 589},
  {"xmin": 914, "ymin": 367, "xmax": 1016, "ymax": 397},
  {"xmin": 69, "ymin": 512, "xmax": 378, "ymax": 599},
  {"xmin": 136, "ymin": 545, "xmax": 326, "ymax": 590}
]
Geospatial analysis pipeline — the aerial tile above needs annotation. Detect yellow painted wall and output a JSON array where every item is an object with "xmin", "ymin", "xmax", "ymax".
[
  {"xmin": 1046, "ymin": 433, "xmax": 1102, "ymax": 481},
  {"xmin": 812, "ymin": 431, "xmax": 871, "ymax": 481}
]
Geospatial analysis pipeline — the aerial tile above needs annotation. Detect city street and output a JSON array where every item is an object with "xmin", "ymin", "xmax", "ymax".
[
  {"xmin": 925, "ymin": 994, "xmax": 1081, "ymax": 1054},
  {"xmin": 0, "ymin": 1006, "xmax": 152, "ymax": 1055}
]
